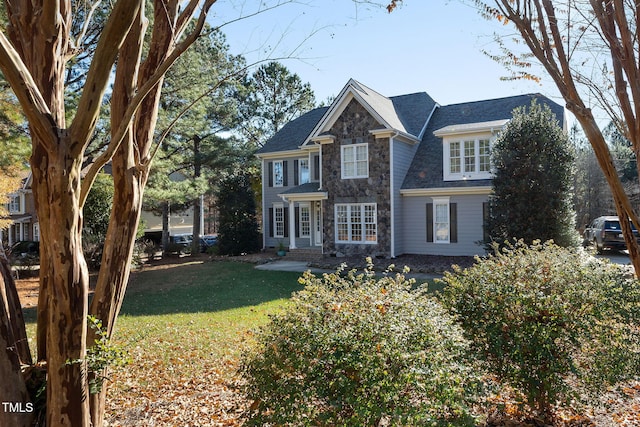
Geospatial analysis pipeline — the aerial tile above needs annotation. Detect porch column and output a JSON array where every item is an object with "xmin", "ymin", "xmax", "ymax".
[
  {"xmin": 288, "ymin": 201, "xmax": 297, "ymax": 249},
  {"xmin": 19, "ymin": 223, "xmax": 25, "ymax": 241}
]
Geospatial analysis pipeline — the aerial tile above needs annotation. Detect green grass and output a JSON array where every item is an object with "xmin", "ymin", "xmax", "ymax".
[{"xmin": 22, "ymin": 259, "xmax": 440, "ymax": 423}]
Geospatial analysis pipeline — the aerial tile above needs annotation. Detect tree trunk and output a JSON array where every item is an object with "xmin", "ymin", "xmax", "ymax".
[
  {"xmin": 32, "ymin": 139, "xmax": 91, "ymax": 427},
  {"xmin": 0, "ymin": 251, "xmax": 34, "ymax": 427}
]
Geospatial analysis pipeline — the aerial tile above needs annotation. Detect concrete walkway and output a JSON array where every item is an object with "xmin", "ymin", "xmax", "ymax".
[{"xmin": 255, "ymin": 260, "xmax": 441, "ymax": 282}]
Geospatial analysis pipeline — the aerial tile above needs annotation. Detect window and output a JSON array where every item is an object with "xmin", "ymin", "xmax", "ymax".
[
  {"xmin": 273, "ymin": 161, "xmax": 284, "ymax": 187},
  {"xmin": 335, "ymin": 203, "xmax": 377, "ymax": 243},
  {"xmin": 299, "ymin": 204, "xmax": 310, "ymax": 237},
  {"xmin": 445, "ymin": 137, "xmax": 493, "ymax": 180},
  {"xmin": 299, "ymin": 159, "xmax": 310, "ymax": 184},
  {"xmin": 434, "ymin": 200, "xmax": 450, "ymax": 243},
  {"xmin": 33, "ymin": 223, "xmax": 40, "ymax": 242},
  {"xmin": 426, "ymin": 199, "xmax": 457, "ymax": 244},
  {"xmin": 9, "ymin": 195, "xmax": 20, "ymax": 213},
  {"xmin": 273, "ymin": 204, "xmax": 285, "ymax": 238},
  {"xmin": 479, "ymin": 139, "xmax": 491, "ymax": 172},
  {"xmin": 341, "ymin": 143, "xmax": 368, "ymax": 179},
  {"xmin": 449, "ymin": 142, "xmax": 461, "ymax": 174}
]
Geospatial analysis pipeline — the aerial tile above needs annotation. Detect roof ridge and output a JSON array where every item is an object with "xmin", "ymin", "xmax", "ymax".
[{"xmin": 442, "ymin": 92, "xmax": 547, "ymax": 108}]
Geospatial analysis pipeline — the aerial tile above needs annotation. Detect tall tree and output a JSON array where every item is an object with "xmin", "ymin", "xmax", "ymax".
[
  {"xmin": 147, "ymin": 26, "xmax": 246, "ymax": 253},
  {"xmin": 487, "ymin": 100, "xmax": 579, "ymax": 248},
  {"xmin": 0, "ymin": 2, "xmax": 217, "ymax": 426},
  {"xmin": 472, "ymin": 1, "xmax": 640, "ymax": 273},
  {"xmin": 237, "ymin": 61, "xmax": 316, "ymax": 147}
]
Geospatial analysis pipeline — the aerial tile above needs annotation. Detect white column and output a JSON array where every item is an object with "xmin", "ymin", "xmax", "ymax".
[
  {"xmin": 19, "ymin": 223, "xmax": 25, "ymax": 241},
  {"xmin": 288, "ymin": 201, "xmax": 297, "ymax": 249}
]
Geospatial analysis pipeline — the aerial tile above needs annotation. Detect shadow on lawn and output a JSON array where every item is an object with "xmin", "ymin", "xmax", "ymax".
[{"xmin": 118, "ymin": 260, "xmax": 304, "ymax": 317}]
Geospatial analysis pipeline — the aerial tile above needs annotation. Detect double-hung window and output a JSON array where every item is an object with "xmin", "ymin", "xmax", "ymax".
[
  {"xmin": 299, "ymin": 204, "xmax": 311, "ymax": 237},
  {"xmin": 434, "ymin": 199, "xmax": 450, "ymax": 243},
  {"xmin": 9, "ymin": 195, "xmax": 20, "ymax": 213},
  {"xmin": 341, "ymin": 143, "xmax": 368, "ymax": 179},
  {"xmin": 444, "ymin": 137, "xmax": 492, "ymax": 180},
  {"xmin": 299, "ymin": 159, "xmax": 310, "ymax": 184},
  {"xmin": 273, "ymin": 203, "xmax": 285, "ymax": 238},
  {"xmin": 335, "ymin": 203, "xmax": 377, "ymax": 243},
  {"xmin": 273, "ymin": 160, "xmax": 284, "ymax": 187}
]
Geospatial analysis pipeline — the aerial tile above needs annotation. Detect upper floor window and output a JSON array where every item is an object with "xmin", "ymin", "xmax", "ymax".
[
  {"xmin": 444, "ymin": 137, "xmax": 492, "ymax": 181},
  {"xmin": 273, "ymin": 160, "xmax": 284, "ymax": 187},
  {"xmin": 299, "ymin": 159, "xmax": 310, "ymax": 184},
  {"xmin": 341, "ymin": 143, "xmax": 368, "ymax": 179},
  {"xmin": 8, "ymin": 195, "xmax": 20, "ymax": 213}
]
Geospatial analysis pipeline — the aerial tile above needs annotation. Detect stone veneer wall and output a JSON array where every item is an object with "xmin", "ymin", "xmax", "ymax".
[{"xmin": 322, "ymin": 99, "xmax": 392, "ymax": 257}]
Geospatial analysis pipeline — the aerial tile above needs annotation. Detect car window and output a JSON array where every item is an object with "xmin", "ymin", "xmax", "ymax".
[{"xmin": 604, "ymin": 221, "xmax": 621, "ymax": 230}]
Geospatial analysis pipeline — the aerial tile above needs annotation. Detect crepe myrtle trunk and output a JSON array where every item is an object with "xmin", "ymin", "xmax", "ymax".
[{"xmin": 32, "ymin": 137, "xmax": 91, "ymax": 427}]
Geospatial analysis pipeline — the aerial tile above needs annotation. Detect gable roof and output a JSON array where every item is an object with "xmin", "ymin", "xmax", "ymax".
[
  {"xmin": 256, "ymin": 79, "xmax": 437, "ymax": 155},
  {"xmin": 401, "ymin": 93, "xmax": 565, "ymax": 190},
  {"xmin": 307, "ymin": 79, "xmax": 436, "ymax": 142}
]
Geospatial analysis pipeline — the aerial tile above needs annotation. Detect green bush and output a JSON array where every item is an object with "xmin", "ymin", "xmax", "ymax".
[
  {"xmin": 241, "ymin": 259, "xmax": 480, "ymax": 426},
  {"xmin": 441, "ymin": 240, "xmax": 640, "ymax": 420}
]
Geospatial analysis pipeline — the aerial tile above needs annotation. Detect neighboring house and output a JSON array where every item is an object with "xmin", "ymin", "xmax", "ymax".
[
  {"xmin": 1, "ymin": 171, "xmax": 39, "ymax": 246},
  {"xmin": 256, "ymin": 79, "xmax": 564, "ymax": 258}
]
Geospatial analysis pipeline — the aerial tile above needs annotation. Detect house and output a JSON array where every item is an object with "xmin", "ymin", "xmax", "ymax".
[
  {"xmin": 255, "ymin": 79, "xmax": 564, "ymax": 258},
  {"xmin": 1, "ymin": 171, "xmax": 39, "ymax": 246}
]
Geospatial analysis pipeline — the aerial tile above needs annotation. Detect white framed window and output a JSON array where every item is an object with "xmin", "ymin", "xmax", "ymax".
[
  {"xmin": 299, "ymin": 204, "xmax": 311, "ymax": 237},
  {"xmin": 299, "ymin": 159, "xmax": 310, "ymax": 184},
  {"xmin": 341, "ymin": 143, "xmax": 368, "ymax": 179},
  {"xmin": 433, "ymin": 198, "xmax": 450, "ymax": 243},
  {"xmin": 444, "ymin": 137, "xmax": 493, "ymax": 180},
  {"xmin": 273, "ymin": 161, "xmax": 284, "ymax": 187},
  {"xmin": 335, "ymin": 203, "xmax": 377, "ymax": 243},
  {"xmin": 9, "ymin": 195, "xmax": 20, "ymax": 213},
  {"xmin": 33, "ymin": 223, "xmax": 40, "ymax": 242},
  {"xmin": 273, "ymin": 203, "xmax": 285, "ymax": 238}
]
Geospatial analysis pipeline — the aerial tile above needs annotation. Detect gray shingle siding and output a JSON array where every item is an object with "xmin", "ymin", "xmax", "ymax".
[
  {"xmin": 402, "ymin": 194, "xmax": 488, "ymax": 256},
  {"xmin": 391, "ymin": 139, "xmax": 419, "ymax": 256}
]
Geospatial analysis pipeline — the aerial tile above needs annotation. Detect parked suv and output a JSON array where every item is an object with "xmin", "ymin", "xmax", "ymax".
[{"xmin": 583, "ymin": 215, "xmax": 639, "ymax": 253}]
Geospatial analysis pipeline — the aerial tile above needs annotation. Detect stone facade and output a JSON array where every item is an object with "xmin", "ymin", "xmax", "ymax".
[{"xmin": 322, "ymin": 99, "xmax": 392, "ymax": 257}]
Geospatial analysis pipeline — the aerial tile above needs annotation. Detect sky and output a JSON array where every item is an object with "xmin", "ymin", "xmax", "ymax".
[{"xmin": 207, "ymin": 0, "xmax": 564, "ymax": 108}]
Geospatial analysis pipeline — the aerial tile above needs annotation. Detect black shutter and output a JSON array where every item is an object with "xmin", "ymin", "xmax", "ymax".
[
  {"xmin": 295, "ymin": 207, "xmax": 300, "ymax": 237},
  {"xmin": 426, "ymin": 203, "xmax": 433, "ymax": 242},
  {"xmin": 313, "ymin": 155, "xmax": 320, "ymax": 181},
  {"xmin": 268, "ymin": 162, "xmax": 273, "ymax": 187},
  {"xmin": 283, "ymin": 161, "xmax": 288, "ymax": 187},
  {"xmin": 483, "ymin": 202, "xmax": 489, "ymax": 243},
  {"xmin": 284, "ymin": 208, "xmax": 289, "ymax": 237},
  {"xmin": 450, "ymin": 203, "xmax": 458, "ymax": 243},
  {"xmin": 269, "ymin": 208, "xmax": 274, "ymax": 237},
  {"xmin": 294, "ymin": 160, "xmax": 299, "ymax": 186}
]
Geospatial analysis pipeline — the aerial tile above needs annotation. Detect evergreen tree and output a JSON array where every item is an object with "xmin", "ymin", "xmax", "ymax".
[
  {"xmin": 487, "ymin": 100, "xmax": 579, "ymax": 248},
  {"xmin": 216, "ymin": 174, "xmax": 260, "ymax": 256}
]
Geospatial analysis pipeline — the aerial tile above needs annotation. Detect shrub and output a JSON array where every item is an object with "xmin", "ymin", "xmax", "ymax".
[
  {"xmin": 241, "ymin": 259, "xmax": 480, "ymax": 426},
  {"xmin": 441, "ymin": 240, "xmax": 640, "ymax": 421}
]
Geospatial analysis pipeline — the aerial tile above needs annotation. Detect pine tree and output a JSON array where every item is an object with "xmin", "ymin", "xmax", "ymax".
[{"xmin": 487, "ymin": 100, "xmax": 579, "ymax": 248}]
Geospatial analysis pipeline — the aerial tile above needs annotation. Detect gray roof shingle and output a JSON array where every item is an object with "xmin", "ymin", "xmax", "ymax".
[{"xmin": 255, "ymin": 107, "xmax": 329, "ymax": 155}]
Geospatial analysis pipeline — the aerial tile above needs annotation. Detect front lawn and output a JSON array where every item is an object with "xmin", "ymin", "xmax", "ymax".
[{"xmin": 104, "ymin": 260, "xmax": 303, "ymax": 426}]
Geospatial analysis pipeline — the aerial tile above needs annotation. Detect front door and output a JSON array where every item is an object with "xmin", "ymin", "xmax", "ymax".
[{"xmin": 314, "ymin": 201, "xmax": 322, "ymax": 246}]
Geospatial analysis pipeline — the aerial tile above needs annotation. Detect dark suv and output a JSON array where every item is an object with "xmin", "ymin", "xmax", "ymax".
[{"xmin": 583, "ymin": 216, "xmax": 639, "ymax": 253}]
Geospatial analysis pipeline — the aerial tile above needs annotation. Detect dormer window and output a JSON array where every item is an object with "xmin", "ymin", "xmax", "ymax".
[
  {"xmin": 434, "ymin": 119, "xmax": 507, "ymax": 182},
  {"xmin": 445, "ymin": 138, "xmax": 491, "ymax": 180}
]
